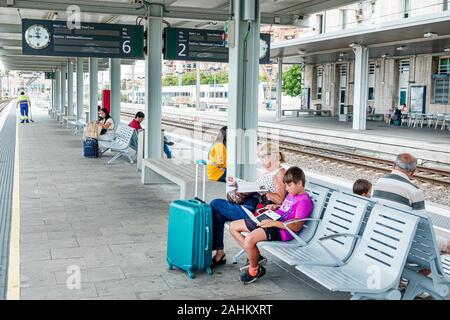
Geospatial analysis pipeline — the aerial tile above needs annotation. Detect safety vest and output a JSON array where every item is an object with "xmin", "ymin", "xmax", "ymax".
[{"xmin": 18, "ymin": 95, "xmax": 29, "ymax": 108}]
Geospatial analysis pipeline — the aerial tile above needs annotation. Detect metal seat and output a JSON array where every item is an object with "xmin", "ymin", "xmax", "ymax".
[
  {"xmin": 413, "ymin": 113, "xmax": 425, "ymax": 128},
  {"xmin": 434, "ymin": 114, "xmax": 446, "ymax": 130},
  {"xmin": 99, "ymin": 123, "xmax": 135, "ymax": 164},
  {"xmin": 296, "ymin": 204, "xmax": 419, "ymax": 300},
  {"xmin": 259, "ymin": 191, "xmax": 370, "ymax": 267}
]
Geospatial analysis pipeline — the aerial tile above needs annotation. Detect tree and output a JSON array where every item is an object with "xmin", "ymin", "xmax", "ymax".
[
  {"xmin": 282, "ymin": 65, "xmax": 302, "ymax": 97},
  {"xmin": 162, "ymin": 75, "xmax": 178, "ymax": 86},
  {"xmin": 182, "ymin": 72, "xmax": 197, "ymax": 85}
]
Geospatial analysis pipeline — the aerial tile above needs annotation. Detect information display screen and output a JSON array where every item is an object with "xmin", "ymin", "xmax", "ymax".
[
  {"xmin": 164, "ymin": 27, "xmax": 271, "ymax": 64},
  {"xmin": 22, "ymin": 19, "xmax": 144, "ymax": 60}
]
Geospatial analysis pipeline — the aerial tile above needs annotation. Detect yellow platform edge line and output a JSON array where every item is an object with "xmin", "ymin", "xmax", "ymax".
[{"xmin": 7, "ymin": 108, "xmax": 21, "ymax": 300}]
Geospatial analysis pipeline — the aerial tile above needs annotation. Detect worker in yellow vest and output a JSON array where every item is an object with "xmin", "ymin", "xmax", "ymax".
[{"xmin": 17, "ymin": 91, "xmax": 31, "ymax": 123}]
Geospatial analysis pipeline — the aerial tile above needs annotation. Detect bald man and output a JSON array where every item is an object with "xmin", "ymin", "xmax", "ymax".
[{"xmin": 372, "ymin": 153, "xmax": 425, "ymax": 211}]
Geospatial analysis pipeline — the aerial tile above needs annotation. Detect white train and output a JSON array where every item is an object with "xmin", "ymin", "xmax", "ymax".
[{"xmin": 125, "ymin": 83, "xmax": 272, "ymax": 110}]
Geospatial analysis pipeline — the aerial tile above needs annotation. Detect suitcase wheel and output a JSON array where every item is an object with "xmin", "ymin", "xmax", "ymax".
[
  {"xmin": 206, "ymin": 267, "xmax": 213, "ymax": 276},
  {"xmin": 167, "ymin": 263, "xmax": 173, "ymax": 271},
  {"xmin": 187, "ymin": 271, "xmax": 194, "ymax": 279}
]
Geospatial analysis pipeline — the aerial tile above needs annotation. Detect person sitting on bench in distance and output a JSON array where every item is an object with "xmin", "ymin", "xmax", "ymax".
[
  {"xmin": 207, "ymin": 126, "xmax": 227, "ymax": 182},
  {"xmin": 96, "ymin": 107, "xmax": 115, "ymax": 141},
  {"xmin": 129, "ymin": 111, "xmax": 145, "ymax": 150},
  {"xmin": 352, "ymin": 179, "xmax": 373, "ymax": 198},
  {"xmin": 229, "ymin": 166, "xmax": 313, "ymax": 284}
]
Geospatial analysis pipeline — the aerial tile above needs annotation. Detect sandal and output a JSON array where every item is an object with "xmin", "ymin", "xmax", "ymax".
[{"xmin": 211, "ymin": 254, "xmax": 226, "ymax": 268}]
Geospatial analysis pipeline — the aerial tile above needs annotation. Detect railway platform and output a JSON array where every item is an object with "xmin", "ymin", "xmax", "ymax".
[
  {"xmin": 1, "ymin": 101, "xmax": 352, "ymax": 300},
  {"xmin": 140, "ymin": 105, "xmax": 450, "ymax": 167}
]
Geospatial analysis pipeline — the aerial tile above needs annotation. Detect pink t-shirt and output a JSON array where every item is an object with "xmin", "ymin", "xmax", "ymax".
[{"xmin": 275, "ymin": 193, "xmax": 313, "ymax": 241}]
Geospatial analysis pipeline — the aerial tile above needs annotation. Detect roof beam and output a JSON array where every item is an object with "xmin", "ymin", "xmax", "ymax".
[
  {"xmin": 0, "ymin": 39, "xmax": 21, "ymax": 47},
  {"xmin": 0, "ymin": 0, "xmax": 293, "ymax": 24},
  {"xmin": 274, "ymin": 0, "xmax": 358, "ymax": 16}
]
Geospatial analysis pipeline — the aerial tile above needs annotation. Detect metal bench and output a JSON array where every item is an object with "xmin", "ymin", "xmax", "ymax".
[
  {"xmin": 400, "ymin": 210, "xmax": 450, "ymax": 300},
  {"xmin": 296, "ymin": 204, "xmax": 419, "ymax": 300},
  {"xmin": 98, "ymin": 123, "xmax": 135, "ymax": 165},
  {"xmin": 281, "ymin": 109, "xmax": 303, "ymax": 117},
  {"xmin": 141, "ymin": 158, "xmax": 226, "ymax": 202},
  {"xmin": 259, "ymin": 191, "xmax": 370, "ymax": 266}
]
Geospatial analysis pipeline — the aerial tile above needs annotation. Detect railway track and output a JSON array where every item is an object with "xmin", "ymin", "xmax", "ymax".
[{"xmin": 121, "ymin": 110, "xmax": 450, "ymax": 187}]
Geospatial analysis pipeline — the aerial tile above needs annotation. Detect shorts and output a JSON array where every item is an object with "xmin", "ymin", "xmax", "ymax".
[{"xmin": 244, "ymin": 219, "xmax": 282, "ymax": 241}]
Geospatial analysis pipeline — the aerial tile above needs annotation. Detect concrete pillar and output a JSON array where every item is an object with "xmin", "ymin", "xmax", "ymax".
[
  {"xmin": 144, "ymin": 4, "xmax": 163, "ymax": 159},
  {"xmin": 109, "ymin": 58, "xmax": 121, "ymax": 125},
  {"xmin": 60, "ymin": 64, "xmax": 67, "ymax": 113},
  {"xmin": 227, "ymin": 0, "xmax": 260, "ymax": 181},
  {"xmin": 276, "ymin": 57, "xmax": 283, "ymax": 121},
  {"xmin": 76, "ymin": 58, "xmax": 84, "ymax": 123},
  {"xmin": 55, "ymin": 69, "xmax": 61, "ymax": 115},
  {"xmin": 67, "ymin": 61, "xmax": 74, "ymax": 116},
  {"xmin": 352, "ymin": 44, "xmax": 369, "ymax": 131},
  {"xmin": 89, "ymin": 57, "xmax": 98, "ymax": 122}
]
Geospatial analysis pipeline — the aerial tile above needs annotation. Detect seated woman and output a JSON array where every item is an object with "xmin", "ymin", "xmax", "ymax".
[
  {"xmin": 210, "ymin": 142, "xmax": 287, "ymax": 267},
  {"xmin": 207, "ymin": 126, "xmax": 227, "ymax": 182},
  {"xmin": 97, "ymin": 107, "xmax": 115, "ymax": 141}
]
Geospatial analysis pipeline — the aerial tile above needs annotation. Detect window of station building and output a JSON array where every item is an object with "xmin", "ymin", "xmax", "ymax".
[
  {"xmin": 316, "ymin": 14, "xmax": 324, "ymax": 34},
  {"xmin": 403, "ymin": 0, "xmax": 410, "ymax": 18},
  {"xmin": 340, "ymin": 9, "xmax": 347, "ymax": 30},
  {"xmin": 433, "ymin": 58, "xmax": 450, "ymax": 104},
  {"xmin": 316, "ymin": 66, "xmax": 323, "ymax": 99},
  {"xmin": 444, "ymin": 0, "xmax": 449, "ymax": 11},
  {"xmin": 368, "ymin": 63, "xmax": 376, "ymax": 101}
]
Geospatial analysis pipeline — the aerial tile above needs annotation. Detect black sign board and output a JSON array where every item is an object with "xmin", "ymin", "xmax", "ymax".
[
  {"xmin": 164, "ymin": 27, "xmax": 271, "ymax": 64},
  {"xmin": 22, "ymin": 19, "xmax": 144, "ymax": 60},
  {"xmin": 44, "ymin": 72, "xmax": 55, "ymax": 79}
]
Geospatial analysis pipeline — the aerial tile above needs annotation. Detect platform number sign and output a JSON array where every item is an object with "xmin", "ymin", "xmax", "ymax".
[
  {"xmin": 164, "ymin": 27, "xmax": 271, "ymax": 64},
  {"xmin": 22, "ymin": 19, "xmax": 144, "ymax": 59}
]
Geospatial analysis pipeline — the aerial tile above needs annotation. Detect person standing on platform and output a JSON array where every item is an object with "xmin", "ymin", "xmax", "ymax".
[{"xmin": 16, "ymin": 91, "xmax": 31, "ymax": 123}]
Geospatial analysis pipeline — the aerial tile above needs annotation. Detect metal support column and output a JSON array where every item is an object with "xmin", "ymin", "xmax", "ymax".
[
  {"xmin": 67, "ymin": 61, "xmax": 74, "ymax": 116},
  {"xmin": 55, "ymin": 69, "xmax": 61, "ymax": 117},
  {"xmin": 60, "ymin": 64, "xmax": 67, "ymax": 113},
  {"xmin": 276, "ymin": 57, "xmax": 283, "ymax": 121},
  {"xmin": 227, "ymin": 0, "xmax": 260, "ymax": 181},
  {"xmin": 352, "ymin": 44, "xmax": 369, "ymax": 131},
  {"xmin": 144, "ymin": 4, "xmax": 162, "ymax": 159},
  {"xmin": 76, "ymin": 58, "xmax": 83, "ymax": 122},
  {"xmin": 109, "ymin": 58, "xmax": 121, "ymax": 125},
  {"xmin": 89, "ymin": 57, "xmax": 98, "ymax": 122}
]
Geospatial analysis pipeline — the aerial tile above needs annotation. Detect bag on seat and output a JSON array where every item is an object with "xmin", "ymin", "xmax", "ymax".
[{"xmin": 83, "ymin": 137, "xmax": 99, "ymax": 158}]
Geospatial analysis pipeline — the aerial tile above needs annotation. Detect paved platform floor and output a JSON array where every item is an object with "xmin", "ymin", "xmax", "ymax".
[{"xmin": 17, "ymin": 107, "xmax": 349, "ymax": 300}]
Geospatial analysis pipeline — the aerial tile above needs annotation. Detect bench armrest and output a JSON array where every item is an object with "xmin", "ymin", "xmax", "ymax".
[
  {"xmin": 283, "ymin": 218, "xmax": 321, "ymax": 247},
  {"xmin": 316, "ymin": 233, "xmax": 361, "ymax": 267}
]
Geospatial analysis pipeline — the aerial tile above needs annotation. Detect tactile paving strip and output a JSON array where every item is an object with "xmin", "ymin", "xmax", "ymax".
[{"xmin": 0, "ymin": 103, "xmax": 16, "ymax": 300}]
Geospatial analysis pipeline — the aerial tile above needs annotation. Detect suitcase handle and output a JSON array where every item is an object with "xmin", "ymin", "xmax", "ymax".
[
  {"xmin": 205, "ymin": 226, "xmax": 210, "ymax": 251},
  {"xmin": 195, "ymin": 159, "xmax": 207, "ymax": 201}
]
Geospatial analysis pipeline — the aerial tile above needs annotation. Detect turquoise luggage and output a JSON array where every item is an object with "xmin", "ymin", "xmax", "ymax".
[{"xmin": 166, "ymin": 160, "xmax": 213, "ymax": 278}]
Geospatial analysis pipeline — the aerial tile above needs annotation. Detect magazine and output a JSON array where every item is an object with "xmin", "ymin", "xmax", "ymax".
[
  {"xmin": 236, "ymin": 181, "xmax": 268, "ymax": 193},
  {"xmin": 241, "ymin": 206, "xmax": 281, "ymax": 224}
]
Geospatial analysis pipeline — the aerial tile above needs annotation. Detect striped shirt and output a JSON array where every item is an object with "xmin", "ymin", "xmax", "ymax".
[{"xmin": 372, "ymin": 170, "xmax": 425, "ymax": 211}]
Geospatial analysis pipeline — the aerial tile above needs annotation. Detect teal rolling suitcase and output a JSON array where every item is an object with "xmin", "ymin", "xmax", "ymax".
[{"xmin": 166, "ymin": 160, "xmax": 213, "ymax": 279}]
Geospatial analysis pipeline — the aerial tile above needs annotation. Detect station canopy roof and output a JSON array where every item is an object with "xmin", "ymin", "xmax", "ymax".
[
  {"xmin": 0, "ymin": 0, "xmax": 357, "ymax": 72},
  {"xmin": 271, "ymin": 10, "xmax": 450, "ymax": 64}
]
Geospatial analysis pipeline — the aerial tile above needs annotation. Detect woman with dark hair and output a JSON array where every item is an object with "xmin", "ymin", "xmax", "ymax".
[
  {"xmin": 97, "ymin": 107, "xmax": 115, "ymax": 141},
  {"xmin": 207, "ymin": 126, "xmax": 227, "ymax": 182}
]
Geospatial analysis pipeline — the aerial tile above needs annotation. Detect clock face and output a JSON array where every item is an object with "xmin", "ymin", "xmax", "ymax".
[
  {"xmin": 259, "ymin": 38, "xmax": 269, "ymax": 60},
  {"xmin": 25, "ymin": 24, "xmax": 51, "ymax": 50}
]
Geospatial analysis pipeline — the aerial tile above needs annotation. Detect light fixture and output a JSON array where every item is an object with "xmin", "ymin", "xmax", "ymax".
[
  {"xmin": 445, "ymin": 48, "xmax": 450, "ymax": 52},
  {"xmin": 396, "ymin": 46, "xmax": 406, "ymax": 51},
  {"xmin": 339, "ymin": 52, "xmax": 345, "ymax": 57},
  {"xmin": 424, "ymin": 32, "xmax": 438, "ymax": 38},
  {"xmin": 338, "ymin": 58, "xmax": 343, "ymax": 62},
  {"xmin": 297, "ymin": 49, "xmax": 306, "ymax": 55},
  {"xmin": 381, "ymin": 54, "xmax": 388, "ymax": 58}
]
